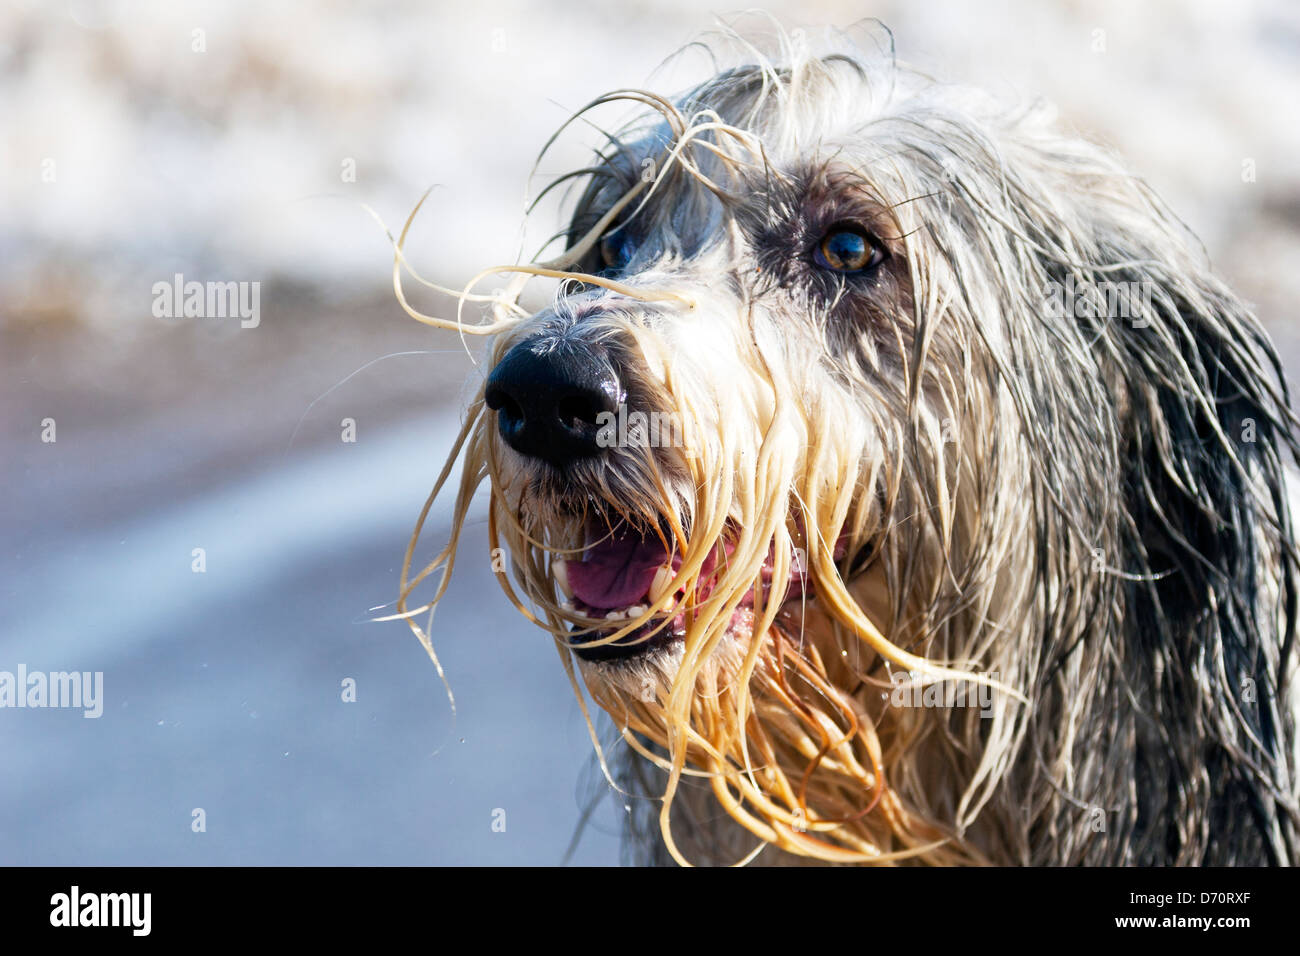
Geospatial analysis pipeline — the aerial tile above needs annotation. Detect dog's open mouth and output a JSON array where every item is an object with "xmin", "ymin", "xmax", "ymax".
[{"xmin": 553, "ymin": 521, "xmax": 813, "ymax": 662}]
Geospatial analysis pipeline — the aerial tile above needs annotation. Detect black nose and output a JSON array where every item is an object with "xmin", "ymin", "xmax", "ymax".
[{"xmin": 484, "ymin": 337, "xmax": 622, "ymax": 468}]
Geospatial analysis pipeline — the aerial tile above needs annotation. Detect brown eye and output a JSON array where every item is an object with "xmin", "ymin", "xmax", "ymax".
[
  {"xmin": 599, "ymin": 231, "xmax": 635, "ymax": 271},
  {"xmin": 815, "ymin": 226, "xmax": 884, "ymax": 273}
]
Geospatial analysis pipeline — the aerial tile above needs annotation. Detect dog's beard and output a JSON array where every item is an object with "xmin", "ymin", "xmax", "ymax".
[{"xmin": 398, "ymin": 299, "xmax": 1008, "ymax": 866}]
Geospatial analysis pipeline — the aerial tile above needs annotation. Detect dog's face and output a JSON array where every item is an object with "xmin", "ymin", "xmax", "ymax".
[
  {"xmin": 469, "ymin": 55, "xmax": 1028, "ymax": 863},
  {"xmin": 488, "ymin": 139, "xmax": 918, "ymax": 667},
  {"xmin": 401, "ymin": 35, "xmax": 1299, "ymax": 865}
]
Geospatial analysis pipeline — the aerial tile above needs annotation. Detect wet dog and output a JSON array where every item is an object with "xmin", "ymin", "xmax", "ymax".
[{"xmin": 396, "ymin": 26, "xmax": 1300, "ymax": 865}]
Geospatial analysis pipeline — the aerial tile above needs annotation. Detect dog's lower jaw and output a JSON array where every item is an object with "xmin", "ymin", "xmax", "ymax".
[
  {"xmin": 584, "ymin": 564, "xmax": 1043, "ymax": 866},
  {"xmin": 574, "ymin": 605, "xmax": 759, "ymax": 690}
]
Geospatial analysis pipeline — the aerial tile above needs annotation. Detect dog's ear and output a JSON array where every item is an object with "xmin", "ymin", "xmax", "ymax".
[{"xmin": 1021, "ymin": 157, "xmax": 1300, "ymax": 862}]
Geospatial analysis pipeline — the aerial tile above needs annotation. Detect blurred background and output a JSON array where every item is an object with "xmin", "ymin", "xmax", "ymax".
[{"xmin": 2, "ymin": 0, "xmax": 1298, "ymax": 865}]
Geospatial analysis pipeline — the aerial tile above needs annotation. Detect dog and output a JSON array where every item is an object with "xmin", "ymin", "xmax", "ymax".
[{"xmin": 393, "ymin": 24, "xmax": 1300, "ymax": 865}]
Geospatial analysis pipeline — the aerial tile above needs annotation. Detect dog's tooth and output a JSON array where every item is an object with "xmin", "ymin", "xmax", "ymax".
[
  {"xmin": 553, "ymin": 558, "xmax": 574, "ymax": 598},
  {"xmin": 626, "ymin": 604, "xmax": 647, "ymax": 618},
  {"xmin": 605, "ymin": 610, "xmax": 626, "ymax": 621},
  {"xmin": 648, "ymin": 565, "xmax": 674, "ymax": 604}
]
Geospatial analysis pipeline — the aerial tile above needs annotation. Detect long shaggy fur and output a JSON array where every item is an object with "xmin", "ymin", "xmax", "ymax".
[{"xmin": 393, "ymin": 23, "xmax": 1300, "ymax": 866}]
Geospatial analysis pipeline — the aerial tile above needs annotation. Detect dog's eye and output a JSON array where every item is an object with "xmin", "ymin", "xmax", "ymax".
[
  {"xmin": 599, "ymin": 231, "xmax": 636, "ymax": 272},
  {"xmin": 814, "ymin": 226, "xmax": 884, "ymax": 273}
]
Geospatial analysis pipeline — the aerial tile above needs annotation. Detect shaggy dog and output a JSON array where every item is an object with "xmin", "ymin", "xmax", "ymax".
[{"xmin": 393, "ymin": 25, "xmax": 1300, "ymax": 865}]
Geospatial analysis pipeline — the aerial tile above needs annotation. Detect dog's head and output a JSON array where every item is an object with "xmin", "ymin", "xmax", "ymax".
[{"xmin": 399, "ymin": 26, "xmax": 1299, "ymax": 865}]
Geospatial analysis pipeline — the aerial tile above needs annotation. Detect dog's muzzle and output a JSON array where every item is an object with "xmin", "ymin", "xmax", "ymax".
[{"xmin": 485, "ymin": 328, "xmax": 676, "ymax": 662}]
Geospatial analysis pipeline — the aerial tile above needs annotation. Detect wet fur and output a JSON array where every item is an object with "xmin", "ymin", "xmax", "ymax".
[{"xmin": 400, "ymin": 24, "xmax": 1300, "ymax": 865}]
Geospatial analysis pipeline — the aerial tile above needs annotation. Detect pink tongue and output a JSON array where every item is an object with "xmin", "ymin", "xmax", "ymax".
[{"xmin": 568, "ymin": 529, "xmax": 669, "ymax": 609}]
